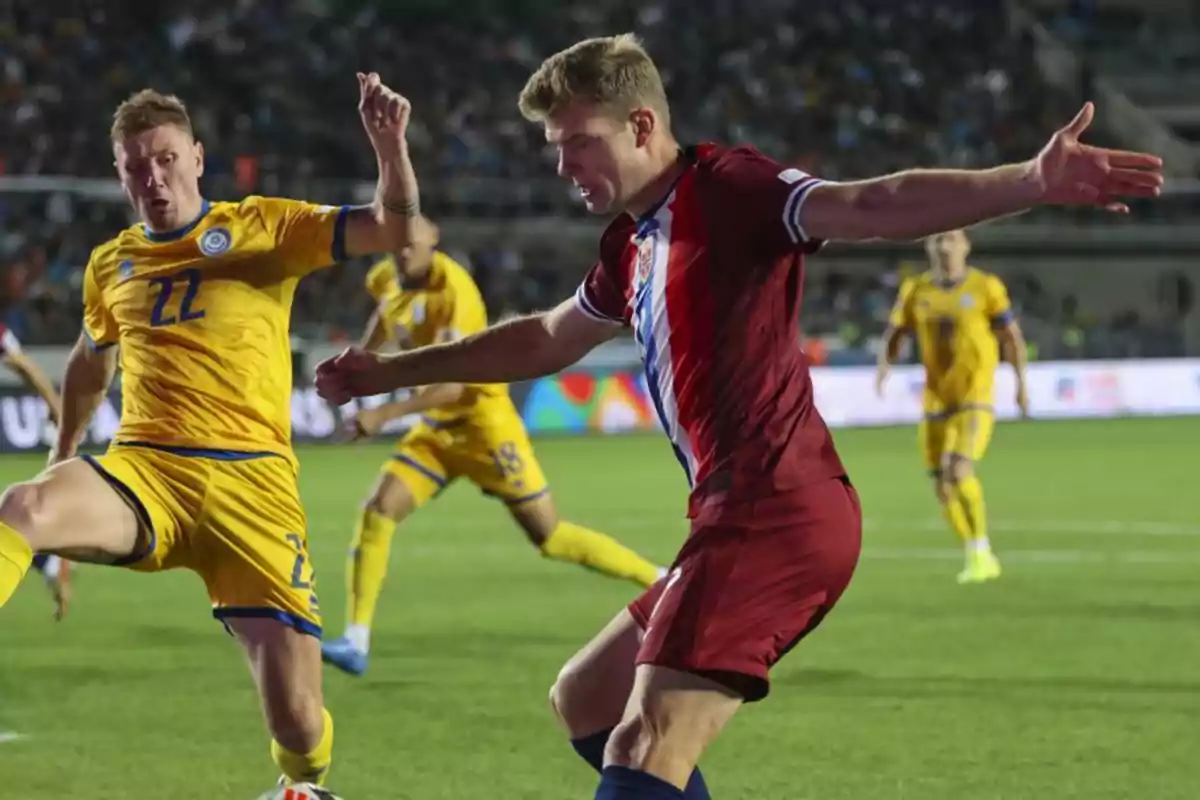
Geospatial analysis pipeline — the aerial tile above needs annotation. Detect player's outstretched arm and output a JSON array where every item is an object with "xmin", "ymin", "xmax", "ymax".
[
  {"xmin": 800, "ymin": 103, "xmax": 1164, "ymax": 242},
  {"xmin": 875, "ymin": 326, "xmax": 907, "ymax": 397},
  {"xmin": 3, "ymin": 351, "xmax": 62, "ymax": 426},
  {"xmin": 52, "ymin": 335, "xmax": 118, "ymax": 463},
  {"xmin": 339, "ymin": 72, "xmax": 421, "ymax": 258},
  {"xmin": 997, "ymin": 320, "xmax": 1031, "ymax": 417},
  {"xmin": 315, "ymin": 299, "xmax": 619, "ymax": 404}
]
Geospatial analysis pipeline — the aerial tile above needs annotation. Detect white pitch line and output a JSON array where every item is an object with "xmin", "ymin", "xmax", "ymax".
[
  {"xmin": 0, "ymin": 731, "xmax": 24, "ymax": 744},
  {"xmin": 870, "ymin": 518, "xmax": 1200, "ymax": 538}
]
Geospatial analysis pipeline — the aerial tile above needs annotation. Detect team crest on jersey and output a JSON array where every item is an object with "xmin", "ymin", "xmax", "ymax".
[
  {"xmin": 959, "ymin": 294, "xmax": 975, "ymax": 309},
  {"xmin": 118, "ymin": 259, "xmax": 135, "ymax": 281},
  {"xmin": 198, "ymin": 227, "xmax": 233, "ymax": 256},
  {"xmin": 635, "ymin": 235, "xmax": 656, "ymax": 288}
]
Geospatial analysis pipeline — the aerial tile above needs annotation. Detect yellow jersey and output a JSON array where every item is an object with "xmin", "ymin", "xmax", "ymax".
[
  {"xmin": 365, "ymin": 251, "xmax": 506, "ymax": 422},
  {"xmin": 83, "ymin": 197, "xmax": 349, "ymax": 465},
  {"xmin": 889, "ymin": 267, "xmax": 1013, "ymax": 410}
]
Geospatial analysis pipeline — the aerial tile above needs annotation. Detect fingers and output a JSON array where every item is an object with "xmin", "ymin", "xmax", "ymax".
[
  {"xmin": 1101, "ymin": 149, "xmax": 1164, "ymax": 170},
  {"xmin": 1063, "ymin": 101, "xmax": 1094, "ymax": 137}
]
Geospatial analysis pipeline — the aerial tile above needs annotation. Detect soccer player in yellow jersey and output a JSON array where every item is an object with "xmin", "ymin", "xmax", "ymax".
[
  {"xmin": 877, "ymin": 229, "xmax": 1030, "ymax": 584},
  {"xmin": 0, "ymin": 72, "xmax": 419, "ymax": 791},
  {"xmin": 321, "ymin": 217, "xmax": 664, "ymax": 676}
]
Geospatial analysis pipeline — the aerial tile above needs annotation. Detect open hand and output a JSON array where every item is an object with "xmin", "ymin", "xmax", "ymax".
[{"xmin": 1033, "ymin": 102, "xmax": 1164, "ymax": 213}]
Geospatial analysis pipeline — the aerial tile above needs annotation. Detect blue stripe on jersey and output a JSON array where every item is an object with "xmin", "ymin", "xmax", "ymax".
[
  {"xmin": 119, "ymin": 441, "xmax": 279, "ymax": 461},
  {"xmin": 141, "ymin": 199, "xmax": 213, "ymax": 243},
  {"xmin": 632, "ymin": 277, "xmax": 693, "ymax": 487}
]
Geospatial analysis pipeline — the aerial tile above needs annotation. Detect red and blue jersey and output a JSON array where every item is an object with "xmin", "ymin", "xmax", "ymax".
[{"xmin": 574, "ymin": 143, "xmax": 847, "ymax": 521}]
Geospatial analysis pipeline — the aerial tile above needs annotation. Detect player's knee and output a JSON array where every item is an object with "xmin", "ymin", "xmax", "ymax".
[
  {"xmin": 548, "ymin": 659, "xmax": 592, "ymax": 732},
  {"xmin": 363, "ymin": 481, "xmax": 412, "ymax": 521},
  {"xmin": 605, "ymin": 707, "xmax": 708, "ymax": 774},
  {"xmin": 511, "ymin": 495, "xmax": 558, "ymax": 548},
  {"xmin": 0, "ymin": 481, "xmax": 49, "ymax": 545},
  {"xmin": 944, "ymin": 457, "xmax": 974, "ymax": 485}
]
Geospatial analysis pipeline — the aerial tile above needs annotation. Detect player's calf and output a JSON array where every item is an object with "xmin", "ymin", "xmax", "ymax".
[
  {"xmin": 227, "ymin": 617, "xmax": 334, "ymax": 785},
  {"xmin": 511, "ymin": 495, "xmax": 664, "ymax": 588},
  {"xmin": 603, "ymin": 665, "xmax": 741, "ymax": 791}
]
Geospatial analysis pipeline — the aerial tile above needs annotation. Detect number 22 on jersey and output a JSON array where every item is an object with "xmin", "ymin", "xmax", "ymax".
[{"xmin": 149, "ymin": 268, "xmax": 206, "ymax": 327}]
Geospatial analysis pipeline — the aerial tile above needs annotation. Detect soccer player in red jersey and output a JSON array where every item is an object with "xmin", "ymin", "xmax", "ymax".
[{"xmin": 314, "ymin": 35, "xmax": 1162, "ymax": 800}]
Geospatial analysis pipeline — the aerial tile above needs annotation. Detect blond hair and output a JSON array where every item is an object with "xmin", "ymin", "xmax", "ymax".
[
  {"xmin": 518, "ymin": 34, "xmax": 669, "ymax": 123},
  {"xmin": 111, "ymin": 89, "xmax": 194, "ymax": 142}
]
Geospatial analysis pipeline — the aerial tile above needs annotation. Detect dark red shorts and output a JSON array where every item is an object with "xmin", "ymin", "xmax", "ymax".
[{"xmin": 628, "ymin": 477, "xmax": 862, "ymax": 702}]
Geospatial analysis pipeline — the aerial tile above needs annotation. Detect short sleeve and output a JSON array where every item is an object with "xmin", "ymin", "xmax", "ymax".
[
  {"xmin": 573, "ymin": 261, "xmax": 627, "ymax": 326},
  {"xmin": 248, "ymin": 196, "xmax": 352, "ymax": 277},
  {"xmin": 83, "ymin": 254, "xmax": 119, "ymax": 350},
  {"xmin": 365, "ymin": 259, "xmax": 395, "ymax": 301},
  {"xmin": 888, "ymin": 279, "xmax": 917, "ymax": 330},
  {"xmin": 985, "ymin": 275, "xmax": 1014, "ymax": 327},
  {"xmin": 709, "ymin": 147, "xmax": 827, "ymax": 259}
]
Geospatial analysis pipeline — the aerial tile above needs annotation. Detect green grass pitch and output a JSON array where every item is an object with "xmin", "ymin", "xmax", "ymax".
[{"xmin": 2, "ymin": 417, "xmax": 1198, "ymax": 799}]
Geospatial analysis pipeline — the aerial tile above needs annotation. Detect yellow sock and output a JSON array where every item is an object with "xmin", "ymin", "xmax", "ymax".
[
  {"xmin": 272, "ymin": 708, "xmax": 334, "ymax": 785},
  {"xmin": 940, "ymin": 494, "xmax": 974, "ymax": 544},
  {"xmin": 955, "ymin": 474, "xmax": 989, "ymax": 544},
  {"xmin": 0, "ymin": 521, "xmax": 33, "ymax": 608},
  {"xmin": 346, "ymin": 509, "xmax": 397, "ymax": 630},
  {"xmin": 541, "ymin": 521, "xmax": 661, "ymax": 588}
]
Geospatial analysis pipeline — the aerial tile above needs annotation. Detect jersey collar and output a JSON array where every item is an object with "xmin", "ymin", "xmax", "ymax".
[{"xmin": 142, "ymin": 199, "xmax": 212, "ymax": 243}]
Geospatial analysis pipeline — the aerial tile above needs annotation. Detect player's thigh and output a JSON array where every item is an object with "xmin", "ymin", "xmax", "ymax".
[
  {"xmin": 362, "ymin": 468, "xmax": 420, "ymax": 521},
  {"xmin": 0, "ymin": 453, "xmax": 160, "ymax": 565},
  {"xmin": 224, "ymin": 615, "xmax": 324, "ymax": 746},
  {"xmin": 453, "ymin": 411, "xmax": 550, "ymax": 509},
  {"xmin": 919, "ymin": 415, "xmax": 947, "ymax": 476},
  {"xmin": 201, "ymin": 457, "xmax": 322, "ymax": 639},
  {"xmin": 380, "ymin": 424, "xmax": 456, "ymax": 511},
  {"xmin": 551, "ymin": 606, "xmax": 643, "ymax": 737},
  {"xmin": 942, "ymin": 409, "xmax": 995, "ymax": 469},
  {"xmin": 638, "ymin": 479, "xmax": 863, "ymax": 703}
]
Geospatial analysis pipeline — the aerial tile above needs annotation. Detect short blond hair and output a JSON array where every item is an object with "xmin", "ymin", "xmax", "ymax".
[
  {"xmin": 518, "ymin": 34, "xmax": 669, "ymax": 123},
  {"xmin": 111, "ymin": 89, "xmax": 194, "ymax": 142}
]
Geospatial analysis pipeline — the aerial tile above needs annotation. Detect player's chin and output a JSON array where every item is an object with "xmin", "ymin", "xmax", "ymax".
[{"xmin": 582, "ymin": 194, "xmax": 615, "ymax": 215}]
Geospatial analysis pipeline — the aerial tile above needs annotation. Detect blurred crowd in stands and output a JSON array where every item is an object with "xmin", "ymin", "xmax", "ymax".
[{"xmin": 0, "ymin": 0, "xmax": 1194, "ymax": 360}]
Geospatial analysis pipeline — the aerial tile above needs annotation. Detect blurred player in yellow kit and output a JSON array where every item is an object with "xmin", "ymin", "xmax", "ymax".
[
  {"xmin": 0, "ymin": 72, "xmax": 419, "ymax": 791},
  {"xmin": 321, "ymin": 218, "xmax": 664, "ymax": 676},
  {"xmin": 877, "ymin": 229, "xmax": 1029, "ymax": 583}
]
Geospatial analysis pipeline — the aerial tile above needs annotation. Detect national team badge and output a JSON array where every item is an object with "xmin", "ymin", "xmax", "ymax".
[
  {"xmin": 198, "ymin": 227, "xmax": 233, "ymax": 256},
  {"xmin": 960, "ymin": 294, "xmax": 975, "ymax": 309},
  {"xmin": 635, "ymin": 235, "xmax": 655, "ymax": 287},
  {"xmin": 118, "ymin": 259, "xmax": 135, "ymax": 281}
]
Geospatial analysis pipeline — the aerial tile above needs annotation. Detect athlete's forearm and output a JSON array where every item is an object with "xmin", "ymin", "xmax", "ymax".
[
  {"xmin": 805, "ymin": 162, "xmax": 1042, "ymax": 241},
  {"xmin": 361, "ymin": 308, "xmax": 390, "ymax": 350},
  {"xmin": 55, "ymin": 339, "xmax": 116, "ymax": 456},
  {"xmin": 9, "ymin": 357, "xmax": 62, "ymax": 425},
  {"xmin": 879, "ymin": 327, "xmax": 906, "ymax": 367},
  {"xmin": 1001, "ymin": 325, "xmax": 1030, "ymax": 384},
  {"xmin": 381, "ymin": 314, "xmax": 577, "ymax": 387},
  {"xmin": 372, "ymin": 144, "xmax": 420, "ymax": 251},
  {"xmin": 375, "ymin": 384, "xmax": 465, "ymax": 421}
]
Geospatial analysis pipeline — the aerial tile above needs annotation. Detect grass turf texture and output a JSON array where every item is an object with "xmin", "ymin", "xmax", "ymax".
[{"xmin": 1, "ymin": 417, "xmax": 1197, "ymax": 799}]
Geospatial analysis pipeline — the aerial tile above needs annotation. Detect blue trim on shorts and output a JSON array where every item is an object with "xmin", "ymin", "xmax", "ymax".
[
  {"xmin": 495, "ymin": 487, "xmax": 551, "ymax": 506},
  {"xmin": 390, "ymin": 454, "xmax": 448, "ymax": 486},
  {"xmin": 213, "ymin": 607, "xmax": 322, "ymax": 639},
  {"xmin": 80, "ymin": 455, "xmax": 158, "ymax": 567},
  {"xmin": 119, "ymin": 441, "xmax": 279, "ymax": 461}
]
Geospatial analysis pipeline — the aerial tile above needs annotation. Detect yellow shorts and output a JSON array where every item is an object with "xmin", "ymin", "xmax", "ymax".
[
  {"xmin": 83, "ymin": 443, "xmax": 320, "ymax": 637},
  {"xmin": 920, "ymin": 406, "xmax": 995, "ymax": 473},
  {"xmin": 385, "ymin": 407, "xmax": 549, "ymax": 508}
]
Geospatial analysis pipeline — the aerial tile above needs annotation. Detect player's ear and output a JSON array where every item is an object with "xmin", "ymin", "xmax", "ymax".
[
  {"xmin": 194, "ymin": 139, "xmax": 205, "ymax": 177},
  {"xmin": 629, "ymin": 108, "xmax": 655, "ymax": 147}
]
